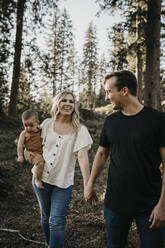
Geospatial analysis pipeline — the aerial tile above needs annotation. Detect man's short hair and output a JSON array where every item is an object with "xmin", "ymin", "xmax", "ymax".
[
  {"xmin": 22, "ymin": 109, "xmax": 39, "ymax": 121},
  {"xmin": 104, "ymin": 70, "xmax": 137, "ymax": 96}
]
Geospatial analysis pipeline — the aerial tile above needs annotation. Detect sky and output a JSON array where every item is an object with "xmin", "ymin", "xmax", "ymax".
[{"xmin": 59, "ymin": 0, "xmax": 122, "ymax": 57}]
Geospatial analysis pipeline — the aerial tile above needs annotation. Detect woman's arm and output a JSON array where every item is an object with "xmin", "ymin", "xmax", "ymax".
[
  {"xmin": 77, "ymin": 147, "xmax": 90, "ymax": 187},
  {"xmin": 78, "ymin": 146, "xmax": 98, "ymax": 204},
  {"xmin": 85, "ymin": 146, "xmax": 109, "ymax": 202}
]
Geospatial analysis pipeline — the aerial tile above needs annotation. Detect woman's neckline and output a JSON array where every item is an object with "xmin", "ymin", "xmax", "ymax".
[
  {"xmin": 53, "ymin": 120, "xmax": 74, "ymax": 136},
  {"xmin": 53, "ymin": 130, "xmax": 74, "ymax": 136}
]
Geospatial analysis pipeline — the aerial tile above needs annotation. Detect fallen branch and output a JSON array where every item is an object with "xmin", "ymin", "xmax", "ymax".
[
  {"xmin": 0, "ymin": 228, "xmax": 45, "ymax": 245},
  {"xmin": 0, "ymin": 228, "xmax": 19, "ymax": 233}
]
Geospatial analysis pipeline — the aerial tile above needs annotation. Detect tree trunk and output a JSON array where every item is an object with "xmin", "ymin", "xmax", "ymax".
[
  {"xmin": 136, "ymin": 1, "xmax": 143, "ymax": 103},
  {"xmin": 144, "ymin": 0, "xmax": 161, "ymax": 110},
  {"xmin": 136, "ymin": 51, "xmax": 143, "ymax": 103},
  {"xmin": 8, "ymin": 0, "xmax": 26, "ymax": 116},
  {"xmin": 87, "ymin": 72, "xmax": 92, "ymax": 109}
]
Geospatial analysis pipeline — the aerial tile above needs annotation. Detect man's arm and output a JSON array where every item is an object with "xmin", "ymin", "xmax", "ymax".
[
  {"xmin": 149, "ymin": 146, "xmax": 165, "ymax": 228},
  {"xmin": 85, "ymin": 146, "xmax": 109, "ymax": 201},
  {"xmin": 17, "ymin": 131, "xmax": 26, "ymax": 163}
]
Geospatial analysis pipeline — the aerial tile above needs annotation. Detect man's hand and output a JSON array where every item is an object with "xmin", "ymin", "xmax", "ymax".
[
  {"xmin": 88, "ymin": 192, "xmax": 98, "ymax": 206},
  {"xmin": 149, "ymin": 203, "xmax": 165, "ymax": 228}
]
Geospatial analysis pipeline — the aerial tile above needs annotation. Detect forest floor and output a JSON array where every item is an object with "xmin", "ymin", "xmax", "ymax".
[{"xmin": 0, "ymin": 110, "xmax": 141, "ymax": 248}]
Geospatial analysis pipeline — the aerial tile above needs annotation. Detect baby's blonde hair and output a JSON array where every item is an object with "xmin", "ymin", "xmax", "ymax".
[
  {"xmin": 22, "ymin": 109, "xmax": 39, "ymax": 122},
  {"xmin": 51, "ymin": 91, "xmax": 80, "ymax": 132}
]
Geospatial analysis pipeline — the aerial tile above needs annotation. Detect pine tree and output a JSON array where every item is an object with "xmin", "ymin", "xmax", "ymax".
[
  {"xmin": 77, "ymin": 59, "xmax": 84, "ymax": 99},
  {"xmin": 96, "ymin": 54, "xmax": 108, "ymax": 107},
  {"xmin": 106, "ymin": 0, "xmax": 146, "ymax": 103},
  {"xmin": 82, "ymin": 22, "xmax": 99, "ymax": 109},
  {"xmin": 43, "ymin": 6, "xmax": 62, "ymax": 96},
  {"xmin": 97, "ymin": 0, "xmax": 162, "ymax": 109},
  {"xmin": 58, "ymin": 8, "xmax": 75, "ymax": 91},
  {"xmin": 7, "ymin": 0, "xmax": 60, "ymax": 116},
  {"xmin": 17, "ymin": 67, "xmax": 34, "ymax": 114},
  {"xmin": 45, "ymin": 8, "xmax": 76, "ymax": 94},
  {"xmin": 108, "ymin": 23, "xmax": 128, "ymax": 71},
  {"xmin": 79, "ymin": 88, "xmax": 89, "ymax": 109}
]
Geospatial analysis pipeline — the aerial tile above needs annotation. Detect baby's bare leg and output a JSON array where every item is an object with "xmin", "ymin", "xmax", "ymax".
[
  {"xmin": 31, "ymin": 154, "xmax": 45, "ymax": 189},
  {"xmin": 34, "ymin": 161, "xmax": 44, "ymax": 189},
  {"xmin": 24, "ymin": 150, "xmax": 34, "ymax": 164}
]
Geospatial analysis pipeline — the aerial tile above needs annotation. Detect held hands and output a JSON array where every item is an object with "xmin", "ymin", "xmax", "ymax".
[
  {"xmin": 149, "ymin": 202, "xmax": 165, "ymax": 229},
  {"xmin": 84, "ymin": 182, "xmax": 98, "ymax": 206}
]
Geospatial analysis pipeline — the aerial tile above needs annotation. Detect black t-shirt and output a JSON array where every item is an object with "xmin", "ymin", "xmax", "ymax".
[{"xmin": 100, "ymin": 106, "xmax": 165, "ymax": 215}]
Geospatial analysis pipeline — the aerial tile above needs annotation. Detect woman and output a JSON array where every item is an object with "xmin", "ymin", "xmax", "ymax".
[{"xmin": 26, "ymin": 91, "xmax": 93, "ymax": 248}]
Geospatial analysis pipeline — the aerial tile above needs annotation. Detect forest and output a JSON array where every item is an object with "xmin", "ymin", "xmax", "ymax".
[{"xmin": 0, "ymin": 0, "xmax": 165, "ymax": 247}]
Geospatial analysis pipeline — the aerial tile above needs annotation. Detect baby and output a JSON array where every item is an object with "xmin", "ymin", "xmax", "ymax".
[{"xmin": 17, "ymin": 109, "xmax": 44, "ymax": 189}]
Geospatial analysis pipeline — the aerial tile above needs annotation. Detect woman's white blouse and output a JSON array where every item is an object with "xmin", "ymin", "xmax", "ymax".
[{"xmin": 32, "ymin": 118, "xmax": 93, "ymax": 188}]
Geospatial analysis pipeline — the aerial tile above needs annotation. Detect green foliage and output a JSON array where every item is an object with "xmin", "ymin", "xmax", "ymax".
[
  {"xmin": 36, "ymin": 91, "xmax": 52, "ymax": 120},
  {"xmin": 105, "ymin": 0, "xmax": 147, "ymax": 73},
  {"xmin": 0, "ymin": 0, "xmax": 16, "ymax": 113},
  {"xmin": 57, "ymin": 8, "xmax": 76, "ymax": 91},
  {"xmin": 0, "ymin": 115, "xmax": 21, "ymax": 161},
  {"xmin": 43, "ymin": 7, "xmax": 76, "ymax": 95},
  {"xmin": 81, "ymin": 22, "xmax": 99, "ymax": 109},
  {"xmin": 95, "ymin": 85, "xmax": 107, "ymax": 107},
  {"xmin": 97, "ymin": 0, "xmax": 164, "ymax": 109},
  {"xmin": 79, "ymin": 88, "xmax": 90, "ymax": 109},
  {"xmin": 17, "ymin": 68, "xmax": 35, "ymax": 115},
  {"xmin": 96, "ymin": 0, "xmax": 130, "ymax": 13},
  {"xmin": 109, "ymin": 23, "xmax": 128, "ymax": 70}
]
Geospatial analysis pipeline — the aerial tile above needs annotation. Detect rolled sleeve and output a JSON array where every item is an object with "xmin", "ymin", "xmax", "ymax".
[
  {"xmin": 73, "ymin": 125, "xmax": 93, "ymax": 153},
  {"xmin": 40, "ymin": 118, "xmax": 52, "ymax": 144}
]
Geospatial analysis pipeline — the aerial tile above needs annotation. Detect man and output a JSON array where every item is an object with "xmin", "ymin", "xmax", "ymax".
[{"xmin": 85, "ymin": 71, "xmax": 165, "ymax": 248}]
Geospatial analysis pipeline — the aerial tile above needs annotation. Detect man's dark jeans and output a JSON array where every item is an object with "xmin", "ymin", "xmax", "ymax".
[{"xmin": 104, "ymin": 207, "xmax": 165, "ymax": 248}]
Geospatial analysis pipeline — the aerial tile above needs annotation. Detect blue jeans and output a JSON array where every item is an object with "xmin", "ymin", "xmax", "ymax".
[
  {"xmin": 32, "ymin": 177, "xmax": 72, "ymax": 248},
  {"xmin": 104, "ymin": 207, "xmax": 165, "ymax": 248}
]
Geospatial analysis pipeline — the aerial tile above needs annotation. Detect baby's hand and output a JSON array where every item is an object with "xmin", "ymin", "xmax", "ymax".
[{"xmin": 17, "ymin": 156, "xmax": 24, "ymax": 163}]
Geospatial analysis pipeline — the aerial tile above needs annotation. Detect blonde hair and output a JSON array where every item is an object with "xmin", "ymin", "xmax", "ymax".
[
  {"xmin": 22, "ymin": 109, "xmax": 39, "ymax": 122},
  {"xmin": 51, "ymin": 91, "xmax": 80, "ymax": 132}
]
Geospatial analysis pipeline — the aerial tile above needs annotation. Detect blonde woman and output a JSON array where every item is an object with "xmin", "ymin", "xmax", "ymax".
[{"xmin": 26, "ymin": 91, "xmax": 93, "ymax": 248}]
